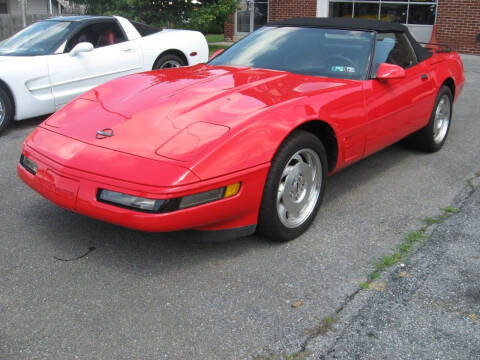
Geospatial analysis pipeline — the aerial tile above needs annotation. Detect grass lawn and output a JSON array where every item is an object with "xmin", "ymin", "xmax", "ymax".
[
  {"xmin": 209, "ymin": 44, "xmax": 228, "ymax": 57},
  {"xmin": 205, "ymin": 34, "xmax": 225, "ymax": 43}
]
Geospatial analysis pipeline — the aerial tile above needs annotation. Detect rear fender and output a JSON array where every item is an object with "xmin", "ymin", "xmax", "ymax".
[{"xmin": 427, "ymin": 53, "xmax": 465, "ymax": 101}]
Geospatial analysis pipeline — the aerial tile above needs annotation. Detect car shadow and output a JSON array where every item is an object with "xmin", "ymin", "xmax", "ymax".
[
  {"xmin": 19, "ymin": 140, "xmax": 427, "ymax": 276},
  {"xmin": 3, "ymin": 116, "xmax": 48, "ymax": 138},
  {"xmin": 21, "ymin": 194, "xmax": 271, "ymax": 277},
  {"xmin": 322, "ymin": 141, "xmax": 426, "ymax": 207}
]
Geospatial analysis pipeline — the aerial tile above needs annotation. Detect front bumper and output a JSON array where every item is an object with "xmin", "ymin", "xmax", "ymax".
[{"xmin": 18, "ymin": 140, "xmax": 269, "ymax": 234}]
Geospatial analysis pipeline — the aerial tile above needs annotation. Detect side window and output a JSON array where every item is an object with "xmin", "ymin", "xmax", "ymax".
[
  {"xmin": 65, "ymin": 21, "xmax": 126, "ymax": 53},
  {"xmin": 373, "ymin": 32, "xmax": 417, "ymax": 74}
]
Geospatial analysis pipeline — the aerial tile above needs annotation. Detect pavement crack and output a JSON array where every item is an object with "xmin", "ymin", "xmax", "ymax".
[
  {"xmin": 298, "ymin": 287, "xmax": 363, "ymax": 354},
  {"xmin": 53, "ymin": 246, "xmax": 96, "ymax": 262}
]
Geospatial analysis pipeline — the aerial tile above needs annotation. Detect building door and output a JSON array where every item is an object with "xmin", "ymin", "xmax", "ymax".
[{"xmin": 236, "ymin": 0, "xmax": 269, "ymax": 36}]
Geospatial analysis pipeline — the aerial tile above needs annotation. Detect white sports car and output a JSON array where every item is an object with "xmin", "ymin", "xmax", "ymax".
[{"xmin": 0, "ymin": 15, "xmax": 209, "ymax": 133}]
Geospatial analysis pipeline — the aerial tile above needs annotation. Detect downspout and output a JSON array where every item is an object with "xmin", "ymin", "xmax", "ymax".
[
  {"xmin": 316, "ymin": 0, "xmax": 329, "ymax": 18},
  {"xmin": 20, "ymin": 0, "xmax": 27, "ymax": 27}
]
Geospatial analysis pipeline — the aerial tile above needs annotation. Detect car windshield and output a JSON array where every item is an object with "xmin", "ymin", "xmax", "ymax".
[
  {"xmin": 210, "ymin": 26, "xmax": 375, "ymax": 80},
  {"xmin": 0, "ymin": 20, "xmax": 73, "ymax": 56}
]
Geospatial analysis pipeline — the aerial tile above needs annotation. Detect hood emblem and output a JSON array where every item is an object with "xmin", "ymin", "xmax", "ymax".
[{"xmin": 96, "ymin": 128, "xmax": 114, "ymax": 139}]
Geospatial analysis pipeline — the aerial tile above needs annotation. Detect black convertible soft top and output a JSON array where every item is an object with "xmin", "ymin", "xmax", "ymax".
[
  {"xmin": 268, "ymin": 17, "xmax": 408, "ymax": 32},
  {"xmin": 268, "ymin": 17, "xmax": 432, "ymax": 61}
]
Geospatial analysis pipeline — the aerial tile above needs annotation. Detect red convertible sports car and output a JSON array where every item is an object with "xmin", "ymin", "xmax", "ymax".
[{"xmin": 18, "ymin": 18, "xmax": 465, "ymax": 241}]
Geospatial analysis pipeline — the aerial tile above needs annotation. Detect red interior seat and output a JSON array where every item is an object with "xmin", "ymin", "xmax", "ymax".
[{"xmin": 97, "ymin": 30, "xmax": 115, "ymax": 47}]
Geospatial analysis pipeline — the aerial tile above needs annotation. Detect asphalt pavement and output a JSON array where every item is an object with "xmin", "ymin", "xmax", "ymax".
[
  {"xmin": 1, "ymin": 55, "xmax": 479, "ymax": 359},
  {"xmin": 306, "ymin": 173, "xmax": 480, "ymax": 359}
]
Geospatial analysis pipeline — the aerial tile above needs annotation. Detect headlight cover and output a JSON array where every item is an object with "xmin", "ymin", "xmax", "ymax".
[
  {"xmin": 97, "ymin": 182, "xmax": 241, "ymax": 213},
  {"xmin": 20, "ymin": 154, "xmax": 38, "ymax": 175},
  {"xmin": 98, "ymin": 189, "xmax": 166, "ymax": 212}
]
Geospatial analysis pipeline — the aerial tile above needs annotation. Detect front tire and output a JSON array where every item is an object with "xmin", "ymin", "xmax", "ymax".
[
  {"xmin": 0, "ymin": 87, "xmax": 13, "ymax": 135},
  {"xmin": 257, "ymin": 130, "xmax": 328, "ymax": 242},
  {"xmin": 152, "ymin": 54, "xmax": 186, "ymax": 70},
  {"xmin": 407, "ymin": 86, "xmax": 453, "ymax": 152}
]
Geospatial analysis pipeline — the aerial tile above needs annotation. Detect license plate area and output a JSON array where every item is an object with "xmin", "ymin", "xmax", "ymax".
[{"xmin": 38, "ymin": 169, "xmax": 80, "ymax": 209}]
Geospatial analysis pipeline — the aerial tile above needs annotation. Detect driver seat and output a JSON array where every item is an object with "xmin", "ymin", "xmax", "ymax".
[{"xmin": 97, "ymin": 30, "xmax": 116, "ymax": 47}]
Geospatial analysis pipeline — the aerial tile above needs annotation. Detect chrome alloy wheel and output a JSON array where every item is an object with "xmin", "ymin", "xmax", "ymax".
[
  {"xmin": 276, "ymin": 148, "xmax": 322, "ymax": 228},
  {"xmin": 433, "ymin": 95, "xmax": 451, "ymax": 144},
  {"xmin": 0, "ymin": 96, "xmax": 5, "ymax": 124},
  {"xmin": 160, "ymin": 60, "xmax": 182, "ymax": 69}
]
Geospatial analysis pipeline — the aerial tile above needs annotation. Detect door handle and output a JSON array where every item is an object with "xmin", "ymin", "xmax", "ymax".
[
  {"xmin": 122, "ymin": 48, "xmax": 135, "ymax": 52},
  {"xmin": 421, "ymin": 74, "xmax": 428, "ymax": 81}
]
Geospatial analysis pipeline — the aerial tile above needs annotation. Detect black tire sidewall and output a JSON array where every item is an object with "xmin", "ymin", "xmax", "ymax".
[
  {"xmin": 413, "ymin": 86, "xmax": 453, "ymax": 152},
  {"xmin": 257, "ymin": 130, "xmax": 328, "ymax": 242},
  {"xmin": 0, "ymin": 87, "xmax": 13, "ymax": 134},
  {"xmin": 153, "ymin": 54, "xmax": 185, "ymax": 70}
]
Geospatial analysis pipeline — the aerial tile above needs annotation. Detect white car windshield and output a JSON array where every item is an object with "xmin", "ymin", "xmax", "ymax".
[
  {"xmin": 0, "ymin": 20, "xmax": 73, "ymax": 56},
  {"xmin": 209, "ymin": 26, "xmax": 375, "ymax": 80}
]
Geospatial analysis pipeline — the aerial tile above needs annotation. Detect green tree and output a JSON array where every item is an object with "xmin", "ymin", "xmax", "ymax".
[
  {"xmin": 77, "ymin": 0, "xmax": 195, "ymax": 27},
  {"xmin": 188, "ymin": 0, "xmax": 238, "ymax": 34},
  {"xmin": 77, "ymin": 0, "xmax": 238, "ymax": 32}
]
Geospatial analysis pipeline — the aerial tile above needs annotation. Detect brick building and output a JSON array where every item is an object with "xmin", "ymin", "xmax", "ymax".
[{"xmin": 225, "ymin": 0, "xmax": 479, "ymax": 55}]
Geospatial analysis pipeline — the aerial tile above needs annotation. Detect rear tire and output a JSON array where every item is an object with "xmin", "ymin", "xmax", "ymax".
[
  {"xmin": 152, "ymin": 54, "xmax": 186, "ymax": 70},
  {"xmin": 257, "ymin": 130, "xmax": 328, "ymax": 242},
  {"xmin": 407, "ymin": 86, "xmax": 453, "ymax": 152},
  {"xmin": 0, "ymin": 87, "xmax": 13, "ymax": 135}
]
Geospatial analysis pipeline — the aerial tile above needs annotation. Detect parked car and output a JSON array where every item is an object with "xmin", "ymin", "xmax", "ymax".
[
  {"xmin": 18, "ymin": 18, "xmax": 464, "ymax": 241},
  {"xmin": 0, "ymin": 15, "xmax": 208, "ymax": 133}
]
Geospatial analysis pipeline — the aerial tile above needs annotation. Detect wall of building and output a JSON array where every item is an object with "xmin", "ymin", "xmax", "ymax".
[
  {"xmin": 6, "ymin": 0, "xmax": 58, "ymax": 16},
  {"xmin": 224, "ymin": 14, "xmax": 234, "ymax": 41},
  {"xmin": 224, "ymin": 0, "xmax": 317, "ymax": 41},
  {"xmin": 225, "ymin": 0, "xmax": 479, "ymax": 55},
  {"xmin": 0, "ymin": 13, "xmax": 46, "ymax": 39},
  {"xmin": 436, "ymin": 0, "xmax": 480, "ymax": 55},
  {"xmin": 0, "ymin": 1, "xmax": 63, "ymax": 40},
  {"xmin": 268, "ymin": 0, "xmax": 316, "ymax": 22}
]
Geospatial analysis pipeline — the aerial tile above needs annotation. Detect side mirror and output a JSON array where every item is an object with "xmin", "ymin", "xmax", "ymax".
[
  {"xmin": 70, "ymin": 42, "xmax": 94, "ymax": 56},
  {"xmin": 376, "ymin": 63, "xmax": 405, "ymax": 80},
  {"xmin": 209, "ymin": 48, "xmax": 225, "ymax": 61}
]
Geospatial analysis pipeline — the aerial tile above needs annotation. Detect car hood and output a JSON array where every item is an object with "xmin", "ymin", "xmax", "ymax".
[{"xmin": 42, "ymin": 64, "xmax": 351, "ymax": 164}]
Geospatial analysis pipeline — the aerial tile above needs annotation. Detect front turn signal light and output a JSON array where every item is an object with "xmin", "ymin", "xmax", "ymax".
[{"xmin": 224, "ymin": 182, "xmax": 241, "ymax": 198}]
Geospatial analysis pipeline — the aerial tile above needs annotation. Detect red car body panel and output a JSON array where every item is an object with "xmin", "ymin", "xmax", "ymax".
[
  {"xmin": 18, "ymin": 50, "xmax": 465, "ymax": 234},
  {"xmin": 19, "ymin": 136, "xmax": 270, "ymax": 232}
]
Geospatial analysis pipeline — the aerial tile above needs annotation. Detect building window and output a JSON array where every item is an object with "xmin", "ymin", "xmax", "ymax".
[
  {"xmin": 235, "ymin": 0, "xmax": 269, "ymax": 34},
  {"xmin": 329, "ymin": 0, "xmax": 437, "ymax": 25},
  {"xmin": 0, "ymin": 1, "xmax": 8, "ymax": 14}
]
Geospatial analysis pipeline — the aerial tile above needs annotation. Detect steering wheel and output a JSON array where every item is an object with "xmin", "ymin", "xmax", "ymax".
[{"xmin": 325, "ymin": 55, "xmax": 356, "ymax": 70}]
